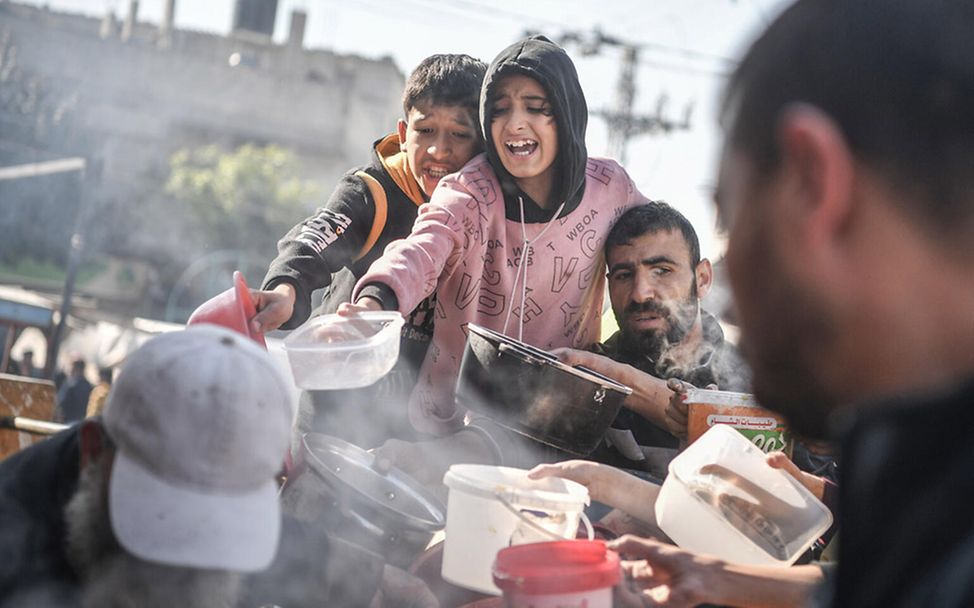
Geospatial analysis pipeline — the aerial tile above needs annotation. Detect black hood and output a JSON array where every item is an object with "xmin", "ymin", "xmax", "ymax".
[{"xmin": 481, "ymin": 35, "xmax": 588, "ymax": 218}]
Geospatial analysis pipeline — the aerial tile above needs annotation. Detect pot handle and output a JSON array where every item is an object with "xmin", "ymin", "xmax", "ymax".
[
  {"xmin": 493, "ymin": 491, "xmax": 595, "ymax": 542},
  {"xmin": 497, "ymin": 343, "xmax": 547, "ymax": 367}
]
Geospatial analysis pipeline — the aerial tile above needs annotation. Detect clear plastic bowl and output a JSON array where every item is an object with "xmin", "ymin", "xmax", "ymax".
[
  {"xmin": 656, "ymin": 424, "xmax": 833, "ymax": 566},
  {"xmin": 282, "ymin": 312, "xmax": 404, "ymax": 390}
]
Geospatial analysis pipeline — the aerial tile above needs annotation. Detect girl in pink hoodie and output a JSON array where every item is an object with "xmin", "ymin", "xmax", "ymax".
[{"xmin": 346, "ymin": 36, "xmax": 650, "ymax": 435}]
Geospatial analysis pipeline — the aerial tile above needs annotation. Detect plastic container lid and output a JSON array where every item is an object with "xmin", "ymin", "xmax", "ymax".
[
  {"xmin": 493, "ymin": 540, "xmax": 620, "ymax": 594},
  {"xmin": 299, "ymin": 433, "xmax": 445, "ymax": 531},
  {"xmin": 467, "ymin": 324, "xmax": 632, "ymax": 395},
  {"xmin": 683, "ymin": 388, "xmax": 759, "ymax": 407}
]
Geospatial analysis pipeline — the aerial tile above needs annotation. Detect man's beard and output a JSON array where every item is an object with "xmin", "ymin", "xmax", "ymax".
[
  {"xmin": 737, "ymin": 288, "xmax": 838, "ymax": 439},
  {"xmin": 730, "ymin": 238, "xmax": 839, "ymax": 440},
  {"xmin": 617, "ymin": 285, "xmax": 700, "ymax": 365},
  {"xmin": 64, "ymin": 455, "xmax": 244, "ymax": 608}
]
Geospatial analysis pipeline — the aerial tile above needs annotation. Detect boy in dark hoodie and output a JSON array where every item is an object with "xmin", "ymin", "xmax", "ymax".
[{"xmin": 254, "ymin": 54, "xmax": 486, "ymax": 449}]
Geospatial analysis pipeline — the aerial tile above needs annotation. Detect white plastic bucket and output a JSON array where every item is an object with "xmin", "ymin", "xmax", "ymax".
[{"xmin": 441, "ymin": 465, "xmax": 592, "ymax": 595}]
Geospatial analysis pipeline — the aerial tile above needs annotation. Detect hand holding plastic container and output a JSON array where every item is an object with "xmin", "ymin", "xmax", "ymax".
[
  {"xmin": 656, "ymin": 424, "xmax": 832, "ymax": 566},
  {"xmin": 440, "ymin": 464, "xmax": 592, "ymax": 595}
]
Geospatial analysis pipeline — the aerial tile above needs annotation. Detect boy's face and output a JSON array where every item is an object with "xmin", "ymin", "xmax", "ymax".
[
  {"xmin": 489, "ymin": 74, "xmax": 558, "ymax": 199},
  {"xmin": 398, "ymin": 102, "xmax": 480, "ymax": 198}
]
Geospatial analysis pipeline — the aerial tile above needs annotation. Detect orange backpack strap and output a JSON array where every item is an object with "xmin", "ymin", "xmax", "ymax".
[{"xmin": 353, "ymin": 170, "xmax": 388, "ymax": 261}]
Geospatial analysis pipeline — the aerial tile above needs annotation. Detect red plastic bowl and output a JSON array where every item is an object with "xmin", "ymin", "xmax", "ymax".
[
  {"xmin": 186, "ymin": 271, "xmax": 266, "ymax": 348},
  {"xmin": 493, "ymin": 540, "xmax": 620, "ymax": 595}
]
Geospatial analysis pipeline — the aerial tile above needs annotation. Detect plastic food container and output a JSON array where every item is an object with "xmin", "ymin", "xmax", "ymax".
[
  {"xmin": 493, "ymin": 540, "xmax": 620, "ymax": 608},
  {"xmin": 455, "ymin": 324, "xmax": 631, "ymax": 455},
  {"xmin": 656, "ymin": 424, "xmax": 832, "ymax": 566},
  {"xmin": 282, "ymin": 312, "xmax": 404, "ymax": 390},
  {"xmin": 684, "ymin": 388, "xmax": 792, "ymax": 455},
  {"xmin": 441, "ymin": 464, "xmax": 592, "ymax": 595}
]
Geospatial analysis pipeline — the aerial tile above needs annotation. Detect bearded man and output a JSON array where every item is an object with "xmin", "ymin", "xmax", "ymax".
[
  {"xmin": 368, "ymin": 203, "xmax": 753, "ymax": 480},
  {"xmin": 610, "ymin": 1, "xmax": 974, "ymax": 605},
  {"xmin": 553, "ymin": 202, "xmax": 750, "ymax": 472}
]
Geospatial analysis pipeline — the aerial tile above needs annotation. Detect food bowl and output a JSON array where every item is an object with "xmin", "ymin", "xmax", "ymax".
[
  {"xmin": 656, "ymin": 424, "xmax": 832, "ymax": 566},
  {"xmin": 186, "ymin": 271, "xmax": 266, "ymax": 348},
  {"xmin": 282, "ymin": 311, "xmax": 404, "ymax": 390},
  {"xmin": 455, "ymin": 324, "xmax": 631, "ymax": 455}
]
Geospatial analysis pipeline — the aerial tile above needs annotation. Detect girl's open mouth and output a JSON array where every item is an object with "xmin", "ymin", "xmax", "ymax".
[{"xmin": 505, "ymin": 139, "xmax": 538, "ymax": 157}]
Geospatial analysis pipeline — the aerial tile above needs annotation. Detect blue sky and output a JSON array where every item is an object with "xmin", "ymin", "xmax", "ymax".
[{"xmin": 18, "ymin": 0, "xmax": 788, "ymax": 258}]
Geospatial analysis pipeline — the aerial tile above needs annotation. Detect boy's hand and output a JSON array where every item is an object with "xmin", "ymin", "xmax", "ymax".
[
  {"xmin": 528, "ymin": 460, "xmax": 615, "ymax": 504},
  {"xmin": 251, "ymin": 283, "xmax": 296, "ymax": 333},
  {"xmin": 338, "ymin": 297, "xmax": 383, "ymax": 315},
  {"xmin": 765, "ymin": 452, "xmax": 826, "ymax": 500}
]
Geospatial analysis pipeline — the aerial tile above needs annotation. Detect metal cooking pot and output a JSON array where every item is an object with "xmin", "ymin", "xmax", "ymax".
[
  {"xmin": 279, "ymin": 433, "xmax": 445, "ymax": 568},
  {"xmin": 455, "ymin": 324, "xmax": 632, "ymax": 455}
]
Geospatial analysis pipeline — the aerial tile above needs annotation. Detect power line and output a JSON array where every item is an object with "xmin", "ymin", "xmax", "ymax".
[
  {"xmin": 396, "ymin": 0, "xmax": 735, "ymax": 68},
  {"xmin": 549, "ymin": 28, "xmax": 694, "ymax": 164},
  {"xmin": 398, "ymin": 0, "xmax": 570, "ymax": 29}
]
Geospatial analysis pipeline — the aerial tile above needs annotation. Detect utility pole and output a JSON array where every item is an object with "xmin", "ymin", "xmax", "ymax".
[
  {"xmin": 543, "ymin": 28, "xmax": 694, "ymax": 164},
  {"xmin": 0, "ymin": 157, "xmax": 91, "ymax": 378},
  {"xmin": 47, "ymin": 159, "xmax": 100, "ymax": 379},
  {"xmin": 606, "ymin": 44, "xmax": 639, "ymax": 164}
]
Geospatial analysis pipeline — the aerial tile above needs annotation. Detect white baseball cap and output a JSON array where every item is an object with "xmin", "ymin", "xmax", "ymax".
[{"xmin": 103, "ymin": 325, "xmax": 292, "ymax": 572}]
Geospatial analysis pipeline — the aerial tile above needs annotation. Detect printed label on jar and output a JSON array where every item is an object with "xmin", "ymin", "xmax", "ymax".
[{"xmin": 687, "ymin": 402, "xmax": 793, "ymax": 457}]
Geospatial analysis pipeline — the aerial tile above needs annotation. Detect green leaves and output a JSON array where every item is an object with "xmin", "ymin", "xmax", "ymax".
[{"xmin": 165, "ymin": 144, "xmax": 321, "ymax": 258}]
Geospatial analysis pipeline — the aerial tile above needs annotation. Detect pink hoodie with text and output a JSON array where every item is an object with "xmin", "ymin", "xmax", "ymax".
[{"xmin": 354, "ymin": 154, "xmax": 649, "ymax": 435}]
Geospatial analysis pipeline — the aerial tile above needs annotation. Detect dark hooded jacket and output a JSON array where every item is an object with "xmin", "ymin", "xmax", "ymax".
[
  {"xmin": 263, "ymin": 133, "xmax": 430, "ymax": 326},
  {"xmin": 263, "ymin": 135, "xmax": 436, "ymax": 449},
  {"xmin": 354, "ymin": 35, "xmax": 649, "ymax": 433},
  {"xmin": 481, "ymin": 35, "xmax": 590, "ymax": 222}
]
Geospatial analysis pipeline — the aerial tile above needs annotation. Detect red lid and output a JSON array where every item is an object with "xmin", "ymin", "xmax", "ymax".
[{"xmin": 492, "ymin": 540, "xmax": 620, "ymax": 595}]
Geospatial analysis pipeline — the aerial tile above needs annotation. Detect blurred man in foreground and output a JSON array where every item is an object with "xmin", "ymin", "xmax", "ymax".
[{"xmin": 616, "ymin": 0, "xmax": 974, "ymax": 605}]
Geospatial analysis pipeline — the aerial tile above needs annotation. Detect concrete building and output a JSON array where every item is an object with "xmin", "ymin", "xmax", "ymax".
[
  {"xmin": 0, "ymin": 0, "xmax": 404, "ymax": 196},
  {"xmin": 0, "ymin": 0, "xmax": 405, "ymax": 317}
]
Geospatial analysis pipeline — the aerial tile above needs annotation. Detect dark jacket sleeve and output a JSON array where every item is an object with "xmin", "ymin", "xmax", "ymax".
[
  {"xmin": 0, "ymin": 428, "xmax": 82, "ymax": 606},
  {"xmin": 262, "ymin": 171, "xmax": 378, "ymax": 329}
]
